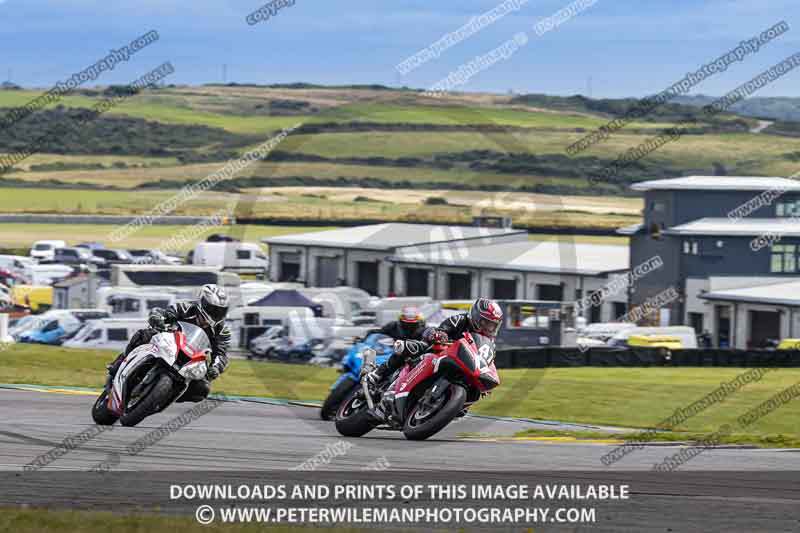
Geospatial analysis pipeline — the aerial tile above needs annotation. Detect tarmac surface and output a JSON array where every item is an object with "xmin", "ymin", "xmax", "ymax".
[{"xmin": 1, "ymin": 389, "xmax": 799, "ymax": 531}]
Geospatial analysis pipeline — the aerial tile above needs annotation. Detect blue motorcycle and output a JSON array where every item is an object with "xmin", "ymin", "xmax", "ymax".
[{"xmin": 320, "ymin": 333, "xmax": 393, "ymax": 420}]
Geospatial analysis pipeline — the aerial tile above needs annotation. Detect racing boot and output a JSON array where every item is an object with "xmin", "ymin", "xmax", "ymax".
[{"xmin": 105, "ymin": 353, "xmax": 125, "ymax": 390}]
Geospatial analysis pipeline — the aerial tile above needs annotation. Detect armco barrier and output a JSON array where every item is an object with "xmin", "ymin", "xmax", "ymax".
[{"xmin": 494, "ymin": 347, "xmax": 800, "ymax": 368}]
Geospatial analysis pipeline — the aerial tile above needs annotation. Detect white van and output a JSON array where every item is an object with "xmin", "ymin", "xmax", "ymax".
[
  {"xmin": 0, "ymin": 255, "xmax": 36, "ymax": 277},
  {"xmin": 29, "ymin": 240, "xmax": 67, "ymax": 261},
  {"xmin": 191, "ymin": 242, "xmax": 268, "ymax": 273},
  {"xmin": 63, "ymin": 318, "xmax": 144, "ymax": 352}
]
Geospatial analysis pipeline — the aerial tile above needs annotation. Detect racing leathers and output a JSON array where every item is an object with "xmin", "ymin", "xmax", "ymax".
[
  {"xmin": 369, "ymin": 313, "xmax": 472, "ymax": 382},
  {"xmin": 364, "ymin": 319, "xmax": 425, "ymax": 342},
  {"xmin": 106, "ymin": 302, "xmax": 232, "ymax": 402}
]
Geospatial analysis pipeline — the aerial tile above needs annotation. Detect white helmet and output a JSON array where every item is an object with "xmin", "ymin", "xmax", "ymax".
[{"xmin": 199, "ymin": 284, "xmax": 229, "ymax": 326}]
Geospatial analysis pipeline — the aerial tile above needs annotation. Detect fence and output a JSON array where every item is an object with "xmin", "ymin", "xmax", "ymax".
[{"xmin": 494, "ymin": 347, "xmax": 800, "ymax": 368}]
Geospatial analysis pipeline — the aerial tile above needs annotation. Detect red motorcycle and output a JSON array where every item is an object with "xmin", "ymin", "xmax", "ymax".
[{"xmin": 335, "ymin": 332, "xmax": 500, "ymax": 441}]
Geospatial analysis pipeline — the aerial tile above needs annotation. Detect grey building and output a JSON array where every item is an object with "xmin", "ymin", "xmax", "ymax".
[
  {"xmin": 391, "ymin": 240, "xmax": 629, "ymax": 322},
  {"xmin": 264, "ymin": 223, "xmax": 528, "ymax": 296},
  {"xmin": 626, "ymin": 175, "xmax": 800, "ymax": 348}
]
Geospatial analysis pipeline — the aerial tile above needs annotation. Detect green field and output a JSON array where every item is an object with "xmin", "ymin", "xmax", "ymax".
[
  {"xmin": 2, "ymin": 344, "xmax": 799, "ymax": 446},
  {"xmin": 0, "ymin": 223, "xmax": 336, "ymax": 252}
]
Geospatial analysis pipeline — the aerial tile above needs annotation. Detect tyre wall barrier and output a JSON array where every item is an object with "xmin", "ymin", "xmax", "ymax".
[{"xmin": 494, "ymin": 347, "xmax": 800, "ymax": 369}]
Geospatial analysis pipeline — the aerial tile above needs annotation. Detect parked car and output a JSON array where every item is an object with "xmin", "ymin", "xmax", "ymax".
[
  {"xmin": 128, "ymin": 249, "xmax": 183, "ymax": 265},
  {"xmin": 51, "ymin": 247, "xmax": 105, "ymax": 266},
  {"xmin": 29, "ymin": 240, "xmax": 66, "ymax": 261},
  {"xmin": 76, "ymin": 242, "xmax": 105, "ymax": 251},
  {"xmin": 0, "ymin": 255, "xmax": 36, "ymax": 278},
  {"xmin": 206, "ymin": 233, "xmax": 239, "ymax": 243},
  {"xmin": 92, "ymin": 248, "xmax": 133, "ymax": 265}
]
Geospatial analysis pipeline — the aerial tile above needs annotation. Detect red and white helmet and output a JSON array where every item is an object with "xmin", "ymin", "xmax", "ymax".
[
  {"xmin": 468, "ymin": 298, "xmax": 503, "ymax": 338},
  {"xmin": 398, "ymin": 306, "xmax": 424, "ymax": 337}
]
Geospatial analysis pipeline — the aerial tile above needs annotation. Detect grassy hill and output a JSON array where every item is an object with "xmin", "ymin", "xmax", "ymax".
[{"xmin": 0, "ymin": 84, "xmax": 797, "ymax": 230}]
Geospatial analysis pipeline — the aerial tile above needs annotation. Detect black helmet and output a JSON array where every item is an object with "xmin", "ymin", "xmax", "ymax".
[
  {"xmin": 199, "ymin": 284, "xmax": 229, "ymax": 326},
  {"xmin": 468, "ymin": 298, "xmax": 503, "ymax": 338}
]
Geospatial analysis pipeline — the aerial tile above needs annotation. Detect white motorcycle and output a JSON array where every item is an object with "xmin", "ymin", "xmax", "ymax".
[{"xmin": 92, "ymin": 321, "xmax": 212, "ymax": 427}]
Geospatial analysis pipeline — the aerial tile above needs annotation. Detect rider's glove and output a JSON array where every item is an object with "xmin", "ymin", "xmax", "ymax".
[
  {"xmin": 425, "ymin": 329, "xmax": 448, "ymax": 345},
  {"xmin": 148, "ymin": 312, "xmax": 166, "ymax": 331},
  {"xmin": 206, "ymin": 364, "xmax": 221, "ymax": 381}
]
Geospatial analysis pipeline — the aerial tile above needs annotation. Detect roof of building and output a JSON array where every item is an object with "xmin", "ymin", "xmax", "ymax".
[
  {"xmin": 665, "ymin": 218, "xmax": 800, "ymax": 237},
  {"xmin": 616, "ymin": 222, "xmax": 644, "ymax": 236},
  {"xmin": 263, "ymin": 223, "xmax": 526, "ymax": 251},
  {"xmin": 631, "ymin": 176, "xmax": 800, "ymax": 192},
  {"xmin": 53, "ymin": 275, "xmax": 89, "ymax": 288},
  {"xmin": 700, "ymin": 279, "xmax": 800, "ymax": 306},
  {"xmin": 392, "ymin": 240, "xmax": 629, "ymax": 276}
]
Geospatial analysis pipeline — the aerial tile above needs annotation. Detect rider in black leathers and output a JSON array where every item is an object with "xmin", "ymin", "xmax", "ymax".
[
  {"xmin": 363, "ymin": 306, "xmax": 426, "ymax": 342},
  {"xmin": 105, "ymin": 284, "xmax": 231, "ymax": 403},
  {"xmin": 366, "ymin": 298, "xmax": 504, "ymax": 388}
]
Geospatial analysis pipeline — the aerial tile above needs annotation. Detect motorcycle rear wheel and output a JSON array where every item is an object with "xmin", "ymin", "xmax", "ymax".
[
  {"xmin": 403, "ymin": 384, "xmax": 466, "ymax": 441},
  {"xmin": 120, "ymin": 374, "xmax": 174, "ymax": 427},
  {"xmin": 334, "ymin": 388, "xmax": 377, "ymax": 437}
]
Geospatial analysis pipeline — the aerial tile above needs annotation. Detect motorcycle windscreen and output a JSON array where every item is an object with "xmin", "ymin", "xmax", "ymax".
[{"xmin": 178, "ymin": 321, "xmax": 211, "ymax": 356}]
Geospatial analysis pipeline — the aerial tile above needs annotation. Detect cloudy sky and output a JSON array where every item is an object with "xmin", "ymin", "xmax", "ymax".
[{"xmin": 2, "ymin": 0, "xmax": 799, "ymax": 97}]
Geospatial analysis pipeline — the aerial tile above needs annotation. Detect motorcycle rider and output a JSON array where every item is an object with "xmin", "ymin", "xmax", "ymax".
[
  {"xmin": 364, "ymin": 298, "xmax": 503, "ymax": 419},
  {"xmin": 363, "ymin": 306, "xmax": 426, "ymax": 341},
  {"xmin": 105, "ymin": 284, "xmax": 231, "ymax": 403}
]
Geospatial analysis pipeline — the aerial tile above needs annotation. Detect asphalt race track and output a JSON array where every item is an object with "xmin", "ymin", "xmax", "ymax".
[
  {"xmin": 1, "ymin": 389, "xmax": 799, "ymax": 471},
  {"xmin": 1, "ymin": 389, "xmax": 800, "ymax": 531}
]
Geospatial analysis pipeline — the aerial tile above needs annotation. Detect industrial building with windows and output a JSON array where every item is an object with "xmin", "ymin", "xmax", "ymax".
[
  {"xmin": 625, "ymin": 175, "xmax": 800, "ymax": 349},
  {"xmin": 265, "ymin": 222, "xmax": 631, "ymax": 324}
]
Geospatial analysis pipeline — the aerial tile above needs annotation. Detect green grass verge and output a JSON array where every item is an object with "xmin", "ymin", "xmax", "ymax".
[
  {"xmin": 0, "ymin": 508, "xmax": 359, "ymax": 533},
  {"xmin": 2, "ymin": 345, "xmax": 800, "ymax": 446},
  {"xmin": 499, "ymin": 428, "xmax": 800, "ymax": 448}
]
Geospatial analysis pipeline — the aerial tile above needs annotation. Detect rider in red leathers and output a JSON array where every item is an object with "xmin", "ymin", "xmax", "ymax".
[{"xmin": 365, "ymin": 298, "xmax": 503, "ymax": 420}]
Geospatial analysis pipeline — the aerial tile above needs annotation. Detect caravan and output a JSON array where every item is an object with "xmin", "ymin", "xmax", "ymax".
[
  {"xmin": 96, "ymin": 287, "xmax": 181, "ymax": 318},
  {"xmin": 191, "ymin": 242, "xmax": 268, "ymax": 274}
]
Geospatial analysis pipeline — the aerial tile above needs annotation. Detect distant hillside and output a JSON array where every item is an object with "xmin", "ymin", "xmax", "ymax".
[
  {"xmin": 0, "ymin": 84, "xmax": 799, "ymax": 202},
  {"xmin": 674, "ymin": 95, "xmax": 800, "ymax": 122}
]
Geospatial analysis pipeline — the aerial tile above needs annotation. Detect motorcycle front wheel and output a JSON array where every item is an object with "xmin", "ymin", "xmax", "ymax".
[
  {"xmin": 403, "ymin": 383, "xmax": 466, "ymax": 441},
  {"xmin": 119, "ymin": 374, "xmax": 174, "ymax": 427},
  {"xmin": 91, "ymin": 389, "xmax": 119, "ymax": 426},
  {"xmin": 334, "ymin": 387, "xmax": 377, "ymax": 437},
  {"xmin": 320, "ymin": 376, "xmax": 357, "ymax": 421}
]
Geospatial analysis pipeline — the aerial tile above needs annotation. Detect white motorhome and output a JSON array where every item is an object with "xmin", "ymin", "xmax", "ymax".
[
  {"xmin": 63, "ymin": 318, "xmax": 144, "ymax": 352},
  {"xmin": 111, "ymin": 265, "xmax": 242, "ymax": 304},
  {"xmin": 96, "ymin": 287, "xmax": 181, "ymax": 318},
  {"xmin": 300, "ymin": 287, "xmax": 374, "ymax": 323},
  {"xmin": 191, "ymin": 242, "xmax": 268, "ymax": 273},
  {"xmin": 29, "ymin": 240, "xmax": 66, "ymax": 261}
]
